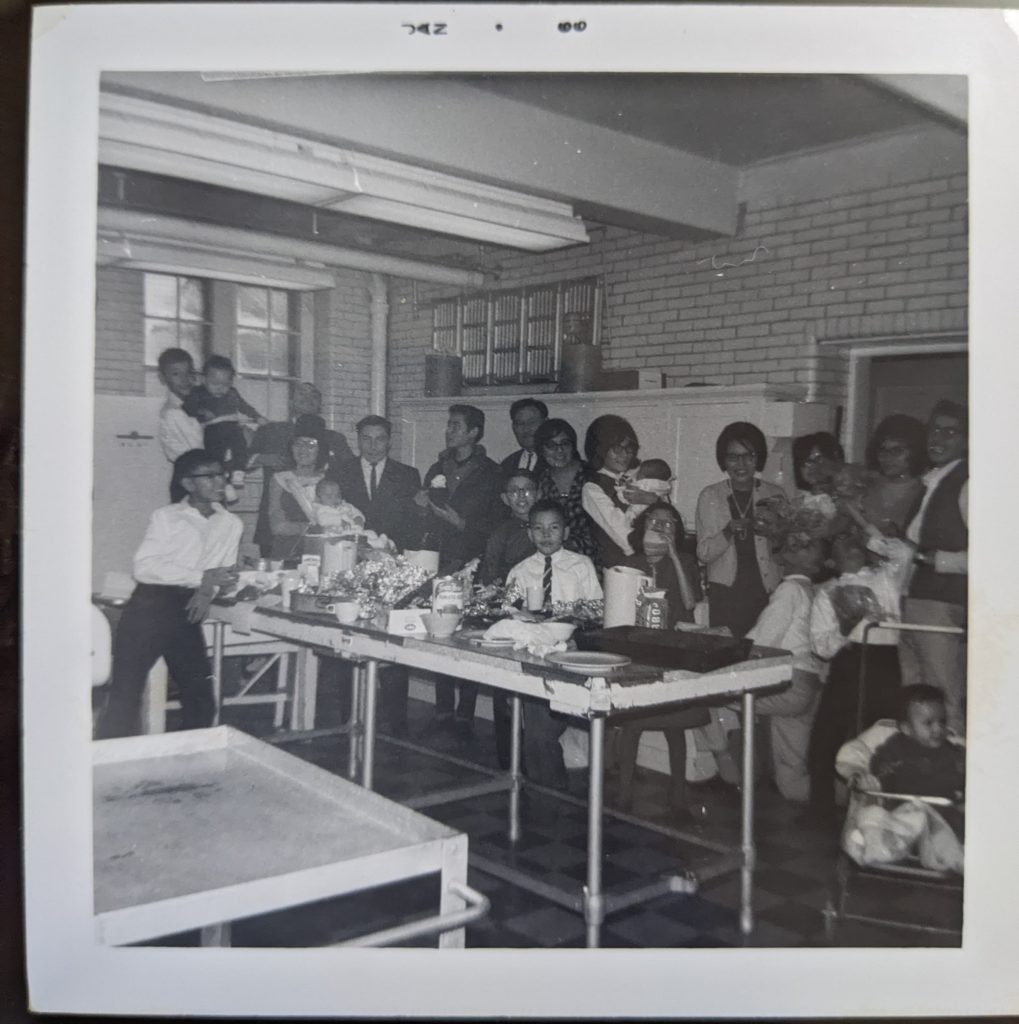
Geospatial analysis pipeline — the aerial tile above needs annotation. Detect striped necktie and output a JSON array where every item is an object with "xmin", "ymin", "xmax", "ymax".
[{"xmin": 543, "ymin": 555, "xmax": 553, "ymax": 610}]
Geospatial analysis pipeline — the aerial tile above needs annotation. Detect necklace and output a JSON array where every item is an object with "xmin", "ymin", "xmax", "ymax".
[{"xmin": 727, "ymin": 480, "xmax": 755, "ymax": 540}]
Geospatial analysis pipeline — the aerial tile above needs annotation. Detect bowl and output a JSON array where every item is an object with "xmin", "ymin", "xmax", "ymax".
[
  {"xmin": 543, "ymin": 621, "xmax": 577, "ymax": 642},
  {"xmin": 422, "ymin": 611, "xmax": 461, "ymax": 638}
]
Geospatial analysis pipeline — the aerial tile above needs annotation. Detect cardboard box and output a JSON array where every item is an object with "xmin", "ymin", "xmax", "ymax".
[{"xmin": 386, "ymin": 608, "xmax": 429, "ymax": 637}]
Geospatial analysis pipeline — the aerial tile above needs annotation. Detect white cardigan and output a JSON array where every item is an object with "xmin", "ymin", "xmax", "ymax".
[{"xmin": 695, "ymin": 478, "xmax": 784, "ymax": 592}]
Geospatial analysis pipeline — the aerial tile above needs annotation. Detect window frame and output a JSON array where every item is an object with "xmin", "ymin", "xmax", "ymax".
[{"xmin": 432, "ymin": 275, "xmax": 602, "ymax": 387}]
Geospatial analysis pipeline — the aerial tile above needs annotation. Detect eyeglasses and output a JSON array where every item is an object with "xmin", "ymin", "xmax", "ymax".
[
  {"xmin": 608, "ymin": 441, "xmax": 637, "ymax": 454},
  {"xmin": 293, "ymin": 438, "xmax": 320, "ymax": 447},
  {"xmin": 506, "ymin": 487, "xmax": 536, "ymax": 497},
  {"xmin": 725, "ymin": 452, "xmax": 757, "ymax": 464},
  {"xmin": 929, "ymin": 424, "xmax": 962, "ymax": 439},
  {"xmin": 543, "ymin": 440, "xmax": 573, "ymax": 451},
  {"xmin": 187, "ymin": 471, "xmax": 226, "ymax": 480},
  {"xmin": 877, "ymin": 444, "xmax": 909, "ymax": 456}
]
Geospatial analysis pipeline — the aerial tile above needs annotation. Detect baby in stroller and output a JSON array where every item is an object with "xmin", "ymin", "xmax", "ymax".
[{"xmin": 836, "ymin": 684, "xmax": 964, "ymax": 874}]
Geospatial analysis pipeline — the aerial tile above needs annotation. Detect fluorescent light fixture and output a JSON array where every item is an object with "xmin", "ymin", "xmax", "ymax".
[{"xmin": 99, "ymin": 92, "xmax": 590, "ymax": 251}]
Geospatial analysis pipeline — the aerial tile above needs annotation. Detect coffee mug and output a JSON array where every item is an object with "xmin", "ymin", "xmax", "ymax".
[{"xmin": 334, "ymin": 601, "xmax": 360, "ymax": 625}]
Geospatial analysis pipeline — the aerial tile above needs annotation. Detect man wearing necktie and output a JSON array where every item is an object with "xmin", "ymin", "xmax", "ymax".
[
  {"xmin": 499, "ymin": 398, "xmax": 549, "ymax": 480},
  {"xmin": 333, "ymin": 415, "xmax": 423, "ymax": 736}
]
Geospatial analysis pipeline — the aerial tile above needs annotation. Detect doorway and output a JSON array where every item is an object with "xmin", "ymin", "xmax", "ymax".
[{"xmin": 843, "ymin": 338, "xmax": 968, "ymax": 459}]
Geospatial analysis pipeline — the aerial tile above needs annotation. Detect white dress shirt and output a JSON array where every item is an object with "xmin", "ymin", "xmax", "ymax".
[
  {"xmin": 361, "ymin": 457, "xmax": 387, "ymax": 499},
  {"xmin": 517, "ymin": 450, "xmax": 538, "ymax": 472},
  {"xmin": 581, "ymin": 471, "xmax": 640, "ymax": 556},
  {"xmin": 746, "ymin": 574, "xmax": 821, "ymax": 675},
  {"xmin": 134, "ymin": 501, "xmax": 243, "ymax": 589},
  {"xmin": 506, "ymin": 548, "xmax": 603, "ymax": 604},
  {"xmin": 158, "ymin": 391, "xmax": 204, "ymax": 462},
  {"xmin": 905, "ymin": 459, "xmax": 968, "ymax": 575}
]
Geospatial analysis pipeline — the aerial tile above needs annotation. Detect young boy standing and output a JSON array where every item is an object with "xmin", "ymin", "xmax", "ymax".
[
  {"xmin": 96, "ymin": 450, "xmax": 242, "ymax": 739},
  {"xmin": 506, "ymin": 500, "xmax": 602, "ymax": 790},
  {"xmin": 479, "ymin": 471, "xmax": 539, "ymax": 768},
  {"xmin": 156, "ymin": 348, "xmax": 203, "ymax": 466}
]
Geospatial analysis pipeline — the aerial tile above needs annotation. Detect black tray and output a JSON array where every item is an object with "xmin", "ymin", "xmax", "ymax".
[{"xmin": 574, "ymin": 626, "xmax": 753, "ymax": 673}]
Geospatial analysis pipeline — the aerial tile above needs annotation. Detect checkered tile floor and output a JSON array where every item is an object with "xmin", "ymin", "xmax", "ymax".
[{"xmin": 155, "ymin": 676, "xmax": 963, "ymax": 950}]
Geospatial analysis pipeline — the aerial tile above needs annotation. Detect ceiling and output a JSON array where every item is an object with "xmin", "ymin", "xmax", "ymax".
[
  {"xmin": 98, "ymin": 71, "xmax": 967, "ymax": 261},
  {"xmin": 433, "ymin": 73, "xmax": 958, "ymax": 167}
]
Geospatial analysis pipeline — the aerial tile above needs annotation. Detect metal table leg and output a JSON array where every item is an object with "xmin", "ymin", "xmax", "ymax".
[
  {"xmin": 347, "ymin": 663, "xmax": 363, "ymax": 781},
  {"xmin": 362, "ymin": 659, "xmax": 379, "ymax": 791},
  {"xmin": 210, "ymin": 620, "xmax": 225, "ymax": 727},
  {"xmin": 740, "ymin": 689, "xmax": 756, "ymax": 936},
  {"xmin": 509, "ymin": 695, "xmax": 522, "ymax": 844},
  {"xmin": 584, "ymin": 715, "xmax": 606, "ymax": 948}
]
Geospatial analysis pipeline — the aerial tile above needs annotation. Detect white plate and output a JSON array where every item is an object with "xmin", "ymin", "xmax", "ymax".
[
  {"xmin": 469, "ymin": 637, "xmax": 516, "ymax": 648},
  {"xmin": 545, "ymin": 651, "xmax": 631, "ymax": 672}
]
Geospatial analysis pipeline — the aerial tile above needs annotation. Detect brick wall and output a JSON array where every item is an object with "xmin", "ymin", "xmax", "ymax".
[{"xmin": 387, "ymin": 170, "xmax": 968, "ymax": 413}]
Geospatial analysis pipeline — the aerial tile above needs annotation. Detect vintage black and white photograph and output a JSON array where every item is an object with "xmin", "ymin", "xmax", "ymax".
[{"xmin": 21, "ymin": 4, "xmax": 1019, "ymax": 1018}]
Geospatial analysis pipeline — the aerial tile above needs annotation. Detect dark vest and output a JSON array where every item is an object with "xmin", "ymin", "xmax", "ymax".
[
  {"xmin": 588, "ymin": 473, "xmax": 630, "ymax": 569},
  {"xmin": 910, "ymin": 460, "xmax": 968, "ymax": 606}
]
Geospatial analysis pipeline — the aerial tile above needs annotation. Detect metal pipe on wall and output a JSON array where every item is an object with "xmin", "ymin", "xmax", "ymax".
[{"xmin": 368, "ymin": 273, "xmax": 389, "ymax": 417}]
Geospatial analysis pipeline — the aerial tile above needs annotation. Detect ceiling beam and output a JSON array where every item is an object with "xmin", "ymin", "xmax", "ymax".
[{"xmin": 101, "ymin": 72, "xmax": 740, "ymax": 239}]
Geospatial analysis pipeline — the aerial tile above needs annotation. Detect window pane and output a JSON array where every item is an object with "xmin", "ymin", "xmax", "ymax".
[
  {"xmin": 143, "ymin": 274, "xmax": 177, "ymax": 318},
  {"xmin": 178, "ymin": 322, "xmax": 206, "ymax": 366},
  {"xmin": 236, "ymin": 327, "xmax": 269, "ymax": 373},
  {"xmin": 178, "ymin": 278, "xmax": 206, "ymax": 321},
  {"xmin": 268, "ymin": 331, "xmax": 292, "ymax": 377},
  {"xmin": 237, "ymin": 286, "xmax": 269, "ymax": 327},
  {"xmin": 269, "ymin": 290, "xmax": 290, "ymax": 331},
  {"xmin": 144, "ymin": 318, "xmax": 178, "ymax": 366}
]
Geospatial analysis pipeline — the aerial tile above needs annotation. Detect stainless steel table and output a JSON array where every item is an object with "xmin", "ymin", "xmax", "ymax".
[
  {"xmin": 94, "ymin": 726, "xmax": 487, "ymax": 948},
  {"xmin": 211, "ymin": 603, "xmax": 792, "ymax": 946}
]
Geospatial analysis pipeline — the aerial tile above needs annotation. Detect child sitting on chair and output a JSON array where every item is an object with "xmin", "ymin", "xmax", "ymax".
[
  {"xmin": 311, "ymin": 478, "xmax": 365, "ymax": 534},
  {"xmin": 836, "ymin": 684, "xmax": 964, "ymax": 872},
  {"xmin": 806, "ymin": 506, "xmax": 915, "ymax": 823}
]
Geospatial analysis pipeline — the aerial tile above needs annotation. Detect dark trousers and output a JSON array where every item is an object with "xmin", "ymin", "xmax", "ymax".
[
  {"xmin": 96, "ymin": 583, "xmax": 214, "ymax": 739},
  {"xmin": 522, "ymin": 698, "xmax": 568, "ymax": 790},
  {"xmin": 807, "ymin": 642, "xmax": 901, "ymax": 814},
  {"xmin": 435, "ymin": 675, "xmax": 478, "ymax": 722},
  {"xmin": 203, "ymin": 421, "xmax": 249, "ymax": 476},
  {"xmin": 379, "ymin": 664, "xmax": 409, "ymax": 730}
]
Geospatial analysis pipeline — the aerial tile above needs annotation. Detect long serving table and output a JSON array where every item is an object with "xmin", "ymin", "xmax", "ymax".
[{"xmin": 210, "ymin": 602, "xmax": 793, "ymax": 947}]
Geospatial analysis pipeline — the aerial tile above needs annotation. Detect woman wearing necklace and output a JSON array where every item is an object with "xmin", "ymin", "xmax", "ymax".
[
  {"xmin": 695, "ymin": 421, "xmax": 785, "ymax": 637},
  {"xmin": 858, "ymin": 414, "xmax": 927, "ymax": 536}
]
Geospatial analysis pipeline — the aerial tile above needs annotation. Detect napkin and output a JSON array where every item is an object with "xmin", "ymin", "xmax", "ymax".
[{"xmin": 482, "ymin": 619, "xmax": 569, "ymax": 659}]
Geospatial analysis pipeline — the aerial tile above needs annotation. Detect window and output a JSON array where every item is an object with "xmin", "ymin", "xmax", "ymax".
[
  {"xmin": 234, "ymin": 285, "xmax": 301, "ymax": 422},
  {"xmin": 143, "ymin": 272, "xmax": 211, "ymax": 373},
  {"xmin": 432, "ymin": 275, "xmax": 601, "ymax": 386}
]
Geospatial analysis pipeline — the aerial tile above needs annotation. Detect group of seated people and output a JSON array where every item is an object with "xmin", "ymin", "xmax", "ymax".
[{"xmin": 100, "ymin": 345, "xmax": 968, "ymax": 849}]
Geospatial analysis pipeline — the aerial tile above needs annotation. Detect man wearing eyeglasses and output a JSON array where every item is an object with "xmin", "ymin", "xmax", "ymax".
[
  {"xmin": 901, "ymin": 400, "xmax": 969, "ymax": 733},
  {"xmin": 96, "ymin": 449, "xmax": 242, "ymax": 739}
]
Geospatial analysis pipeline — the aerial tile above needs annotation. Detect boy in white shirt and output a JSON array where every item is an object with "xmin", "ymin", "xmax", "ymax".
[
  {"xmin": 506, "ymin": 501, "xmax": 602, "ymax": 790},
  {"xmin": 742, "ymin": 532, "xmax": 825, "ymax": 803},
  {"xmin": 156, "ymin": 348, "xmax": 204, "ymax": 485},
  {"xmin": 96, "ymin": 449, "xmax": 242, "ymax": 739},
  {"xmin": 506, "ymin": 500, "xmax": 603, "ymax": 609}
]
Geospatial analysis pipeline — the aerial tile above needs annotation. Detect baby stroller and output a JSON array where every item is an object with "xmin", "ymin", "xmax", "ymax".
[{"xmin": 822, "ymin": 621, "xmax": 966, "ymax": 942}]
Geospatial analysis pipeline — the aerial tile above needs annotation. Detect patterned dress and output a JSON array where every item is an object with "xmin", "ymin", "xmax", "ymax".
[{"xmin": 536, "ymin": 462, "xmax": 600, "ymax": 570}]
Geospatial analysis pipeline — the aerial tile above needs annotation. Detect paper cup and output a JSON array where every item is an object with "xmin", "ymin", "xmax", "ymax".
[{"xmin": 526, "ymin": 583, "xmax": 545, "ymax": 612}]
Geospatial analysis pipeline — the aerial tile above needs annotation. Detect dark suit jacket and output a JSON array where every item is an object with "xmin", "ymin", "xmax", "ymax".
[
  {"xmin": 332, "ymin": 458, "xmax": 423, "ymax": 553},
  {"xmin": 499, "ymin": 448, "xmax": 546, "ymax": 480}
]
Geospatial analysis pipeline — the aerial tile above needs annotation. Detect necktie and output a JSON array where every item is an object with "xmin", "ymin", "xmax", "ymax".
[
  {"xmin": 543, "ymin": 555, "xmax": 553, "ymax": 610},
  {"xmin": 369, "ymin": 463, "xmax": 378, "ymax": 502}
]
